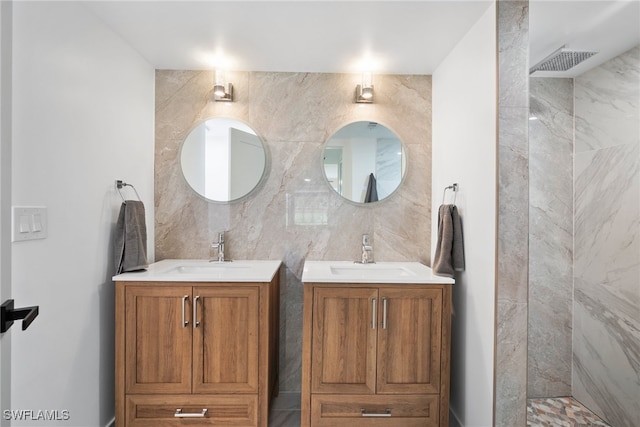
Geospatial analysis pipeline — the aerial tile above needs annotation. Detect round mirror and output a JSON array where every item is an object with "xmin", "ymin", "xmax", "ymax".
[
  {"xmin": 180, "ymin": 118, "xmax": 267, "ymax": 203},
  {"xmin": 323, "ymin": 121, "xmax": 406, "ymax": 203}
]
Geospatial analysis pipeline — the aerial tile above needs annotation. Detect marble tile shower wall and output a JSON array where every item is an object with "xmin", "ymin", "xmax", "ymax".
[
  {"xmin": 495, "ymin": 1, "xmax": 530, "ymax": 425},
  {"xmin": 573, "ymin": 45, "xmax": 640, "ymax": 427},
  {"xmin": 528, "ymin": 77, "xmax": 574, "ymax": 398},
  {"xmin": 155, "ymin": 70, "xmax": 432, "ymax": 391}
]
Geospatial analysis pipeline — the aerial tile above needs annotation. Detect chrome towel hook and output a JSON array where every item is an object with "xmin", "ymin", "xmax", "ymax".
[
  {"xmin": 442, "ymin": 183, "xmax": 458, "ymax": 205},
  {"xmin": 116, "ymin": 180, "xmax": 141, "ymax": 203}
]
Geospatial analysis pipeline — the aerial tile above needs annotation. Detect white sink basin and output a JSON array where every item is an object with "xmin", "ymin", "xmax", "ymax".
[
  {"xmin": 302, "ymin": 261, "xmax": 454, "ymax": 284},
  {"xmin": 329, "ymin": 265, "xmax": 414, "ymax": 277},
  {"xmin": 172, "ymin": 264, "xmax": 250, "ymax": 274},
  {"xmin": 113, "ymin": 259, "xmax": 281, "ymax": 282}
]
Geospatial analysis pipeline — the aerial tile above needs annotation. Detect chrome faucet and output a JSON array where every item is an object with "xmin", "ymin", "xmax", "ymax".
[
  {"xmin": 360, "ymin": 234, "xmax": 374, "ymax": 264},
  {"xmin": 210, "ymin": 231, "xmax": 225, "ymax": 262}
]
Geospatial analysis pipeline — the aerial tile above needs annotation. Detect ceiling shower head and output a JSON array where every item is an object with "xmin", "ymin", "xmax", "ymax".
[{"xmin": 530, "ymin": 46, "xmax": 598, "ymax": 74}]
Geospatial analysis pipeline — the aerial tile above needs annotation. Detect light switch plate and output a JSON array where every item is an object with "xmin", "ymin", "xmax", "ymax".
[{"xmin": 12, "ymin": 206, "xmax": 48, "ymax": 242}]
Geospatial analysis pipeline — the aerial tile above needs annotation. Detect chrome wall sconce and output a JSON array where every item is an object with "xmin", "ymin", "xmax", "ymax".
[
  {"xmin": 355, "ymin": 72, "xmax": 374, "ymax": 103},
  {"xmin": 213, "ymin": 69, "xmax": 233, "ymax": 102}
]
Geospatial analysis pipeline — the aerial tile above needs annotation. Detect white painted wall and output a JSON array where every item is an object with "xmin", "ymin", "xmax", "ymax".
[
  {"xmin": 0, "ymin": 2, "xmax": 13, "ymax": 425},
  {"xmin": 432, "ymin": 4, "xmax": 496, "ymax": 427},
  {"xmin": 11, "ymin": 2, "xmax": 154, "ymax": 426}
]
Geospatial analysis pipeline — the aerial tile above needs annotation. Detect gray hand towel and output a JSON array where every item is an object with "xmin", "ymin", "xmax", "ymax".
[
  {"xmin": 364, "ymin": 173, "xmax": 378, "ymax": 203},
  {"xmin": 114, "ymin": 200, "xmax": 148, "ymax": 274},
  {"xmin": 433, "ymin": 204, "xmax": 465, "ymax": 278}
]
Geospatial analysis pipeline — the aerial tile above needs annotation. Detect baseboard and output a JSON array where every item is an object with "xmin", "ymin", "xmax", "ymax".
[
  {"xmin": 104, "ymin": 417, "xmax": 115, "ymax": 427},
  {"xmin": 450, "ymin": 408, "xmax": 463, "ymax": 427}
]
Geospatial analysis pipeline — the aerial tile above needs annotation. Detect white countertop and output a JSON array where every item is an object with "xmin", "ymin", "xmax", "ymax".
[
  {"xmin": 301, "ymin": 260, "xmax": 455, "ymax": 284},
  {"xmin": 112, "ymin": 259, "xmax": 282, "ymax": 283}
]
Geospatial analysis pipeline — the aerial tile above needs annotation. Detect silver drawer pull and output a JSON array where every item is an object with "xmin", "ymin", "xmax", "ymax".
[
  {"xmin": 181, "ymin": 295, "xmax": 189, "ymax": 327},
  {"xmin": 361, "ymin": 408, "xmax": 391, "ymax": 417},
  {"xmin": 371, "ymin": 298, "xmax": 377, "ymax": 329},
  {"xmin": 193, "ymin": 295, "xmax": 200, "ymax": 328},
  {"xmin": 382, "ymin": 297, "xmax": 388, "ymax": 329},
  {"xmin": 174, "ymin": 408, "xmax": 208, "ymax": 418}
]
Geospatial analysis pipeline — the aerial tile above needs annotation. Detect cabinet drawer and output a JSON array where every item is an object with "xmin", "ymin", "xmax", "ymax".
[
  {"xmin": 310, "ymin": 394, "xmax": 438, "ymax": 427},
  {"xmin": 126, "ymin": 394, "xmax": 257, "ymax": 427}
]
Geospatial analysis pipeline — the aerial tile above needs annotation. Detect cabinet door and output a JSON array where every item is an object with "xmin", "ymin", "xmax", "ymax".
[
  {"xmin": 311, "ymin": 287, "xmax": 378, "ymax": 394},
  {"xmin": 125, "ymin": 286, "xmax": 193, "ymax": 394},
  {"xmin": 376, "ymin": 287, "xmax": 442, "ymax": 394},
  {"xmin": 193, "ymin": 286, "xmax": 259, "ymax": 393}
]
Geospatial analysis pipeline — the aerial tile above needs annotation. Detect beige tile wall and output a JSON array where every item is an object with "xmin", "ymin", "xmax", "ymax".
[{"xmin": 154, "ymin": 70, "xmax": 432, "ymax": 391}]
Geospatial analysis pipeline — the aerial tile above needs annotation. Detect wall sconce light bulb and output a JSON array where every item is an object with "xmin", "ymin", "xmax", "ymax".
[
  {"xmin": 213, "ymin": 69, "xmax": 233, "ymax": 102},
  {"xmin": 355, "ymin": 71, "xmax": 374, "ymax": 103},
  {"xmin": 214, "ymin": 84, "xmax": 226, "ymax": 97},
  {"xmin": 362, "ymin": 72, "xmax": 373, "ymax": 88}
]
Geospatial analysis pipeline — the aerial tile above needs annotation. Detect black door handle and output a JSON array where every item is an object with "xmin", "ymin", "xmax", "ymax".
[{"xmin": 1, "ymin": 299, "xmax": 39, "ymax": 333}]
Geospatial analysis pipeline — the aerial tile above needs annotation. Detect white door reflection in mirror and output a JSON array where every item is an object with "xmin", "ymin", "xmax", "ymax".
[
  {"xmin": 229, "ymin": 127, "xmax": 265, "ymax": 200},
  {"xmin": 180, "ymin": 118, "xmax": 267, "ymax": 203},
  {"xmin": 323, "ymin": 121, "xmax": 406, "ymax": 204}
]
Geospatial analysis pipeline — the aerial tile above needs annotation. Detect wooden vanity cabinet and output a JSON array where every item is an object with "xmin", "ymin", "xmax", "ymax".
[
  {"xmin": 115, "ymin": 278, "xmax": 279, "ymax": 427},
  {"xmin": 302, "ymin": 283, "xmax": 451, "ymax": 427}
]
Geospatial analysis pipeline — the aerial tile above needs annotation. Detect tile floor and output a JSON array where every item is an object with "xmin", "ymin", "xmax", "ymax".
[
  {"xmin": 527, "ymin": 397, "xmax": 611, "ymax": 427},
  {"xmin": 269, "ymin": 392, "xmax": 301, "ymax": 427}
]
